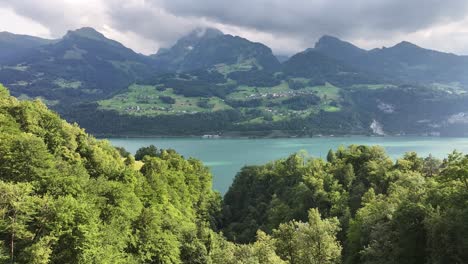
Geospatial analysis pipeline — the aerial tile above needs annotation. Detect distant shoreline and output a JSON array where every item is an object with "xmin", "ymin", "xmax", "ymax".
[{"xmin": 96, "ymin": 133, "xmax": 464, "ymax": 139}]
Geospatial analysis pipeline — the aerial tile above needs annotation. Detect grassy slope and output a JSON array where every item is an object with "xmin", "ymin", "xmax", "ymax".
[
  {"xmin": 99, "ymin": 84, "xmax": 232, "ymax": 116},
  {"xmin": 99, "ymin": 80, "xmax": 348, "ymax": 124}
]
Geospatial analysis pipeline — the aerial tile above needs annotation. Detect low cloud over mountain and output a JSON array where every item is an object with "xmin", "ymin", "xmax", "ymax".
[{"xmin": 2, "ymin": 0, "xmax": 468, "ymax": 56}]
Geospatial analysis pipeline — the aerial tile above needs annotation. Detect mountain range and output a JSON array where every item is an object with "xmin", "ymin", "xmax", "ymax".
[
  {"xmin": 1, "ymin": 27, "xmax": 468, "ymax": 136},
  {"xmin": 0, "ymin": 31, "xmax": 56, "ymax": 61},
  {"xmin": 314, "ymin": 35, "xmax": 468, "ymax": 85}
]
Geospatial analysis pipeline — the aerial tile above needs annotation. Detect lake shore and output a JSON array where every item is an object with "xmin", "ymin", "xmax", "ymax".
[
  {"xmin": 108, "ymin": 136, "xmax": 468, "ymax": 193},
  {"xmin": 96, "ymin": 132, "xmax": 454, "ymax": 139}
]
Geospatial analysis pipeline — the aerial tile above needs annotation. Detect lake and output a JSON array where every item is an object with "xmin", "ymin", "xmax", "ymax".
[{"xmin": 108, "ymin": 137, "xmax": 468, "ymax": 194}]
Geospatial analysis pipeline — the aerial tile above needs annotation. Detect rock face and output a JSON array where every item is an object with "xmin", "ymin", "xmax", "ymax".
[{"xmin": 370, "ymin": 119, "xmax": 385, "ymax": 135}]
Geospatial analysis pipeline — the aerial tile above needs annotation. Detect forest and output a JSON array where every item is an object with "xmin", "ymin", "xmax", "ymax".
[{"xmin": 0, "ymin": 83, "xmax": 467, "ymax": 263}]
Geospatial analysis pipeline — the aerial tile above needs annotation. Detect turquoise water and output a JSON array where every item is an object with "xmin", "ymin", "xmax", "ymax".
[{"xmin": 108, "ymin": 137, "xmax": 468, "ymax": 194}]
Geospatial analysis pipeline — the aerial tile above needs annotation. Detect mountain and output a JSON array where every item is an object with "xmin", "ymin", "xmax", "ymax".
[
  {"xmin": 0, "ymin": 31, "xmax": 56, "ymax": 62},
  {"xmin": 314, "ymin": 35, "xmax": 366, "ymax": 61},
  {"xmin": 0, "ymin": 27, "xmax": 155, "ymax": 106},
  {"xmin": 2, "ymin": 28, "xmax": 468, "ymax": 136},
  {"xmin": 75, "ymin": 32, "xmax": 468, "ymax": 136},
  {"xmin": 282, "ymin": 49, "xmax": 375, "ymax": 86},
  {"xmin": 313, "ymin": 35, "xmax": 468, "ymax": 85},
  {"xmin": 152, "ymin": 27, "xmax": 281, "ymax": 72},
  {"xmin": 152, "ymin": 28, "xmax": 223, "ymax": 59}
]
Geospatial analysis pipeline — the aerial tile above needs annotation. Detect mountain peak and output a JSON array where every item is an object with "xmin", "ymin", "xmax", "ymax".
[
  {"xmin": 316, "ymin": 35, "xmax": 343, "ymax": 44},
  {"xmin": 153, "ymin": 27, "xmax": 224, "ymax": 62},
  {"xmin": 188, "ymin": 27, "xmax": 224, "ymax": 39},
  {"xmin": 63, "ymin": 27, "xmax": 127, "ymax": 49},
  {"xmin": 176, "ymin": 27, "xmax": 224, "ymax": 46},
  {"xmin": 315, "ymin": 35, "xmax": 364, "ymax": 51},
  {"xmin": 313, "ymin": 35, "xmax": 366, "ymax": 61},
  {"xmin": 393, "ymin": 41, "xmax": 420, "ymax": 49},
  {"xmin": 158, "ymin": 27, "xmax": 224, "ymax": 56},
  {"xmin": 65, "ymin": 27, "xmax": 107, "ymax": 41},
  {"xmin": 152, "ymin": 26, "xmax": 280, "ymax": 72}
]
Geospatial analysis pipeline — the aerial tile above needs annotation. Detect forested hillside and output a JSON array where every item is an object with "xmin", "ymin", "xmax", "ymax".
[
  {"xmin": 0, "ymin": 84, "xmax": 221, "ymax": 263},
  {"xmin": 221, "ymin": 146, "xmax": 468, "ymax": 263},
  {"xmin": 0, "ymin": 84, "xmax": 467, "ymax": 263}
]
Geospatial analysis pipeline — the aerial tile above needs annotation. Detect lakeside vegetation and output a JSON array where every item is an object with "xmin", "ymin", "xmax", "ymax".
[{"xmin": 0, "ymin": 84, "xmax": 467, "ymax": 263}]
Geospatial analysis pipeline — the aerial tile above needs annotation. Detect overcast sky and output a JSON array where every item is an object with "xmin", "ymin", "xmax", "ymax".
[{"xmin": 1, "ymin": 0, "xmax": 468, "ymax": 56}]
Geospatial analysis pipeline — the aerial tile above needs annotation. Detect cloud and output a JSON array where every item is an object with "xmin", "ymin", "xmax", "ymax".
[
  {"xmin": 155, "ymin": 0, "xmax": 468, "ymax": 46},
  {"xmin": 1, "ymin": 0, "xmax": 468, "ymax": 55},
  {"xmin": 156, "ymin": 0, "xmax": 468, "ymax": 35},
  {"xmin": 0, "ymin": 8, "xmax": 51, "ymax": 38},
  {"xmin": 1, "ymin": 0, "xmax": 108, "ymax": 38},
  {"xmin": 105, "ymin": 0, "xmax": 201, "ymax": 50}
]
